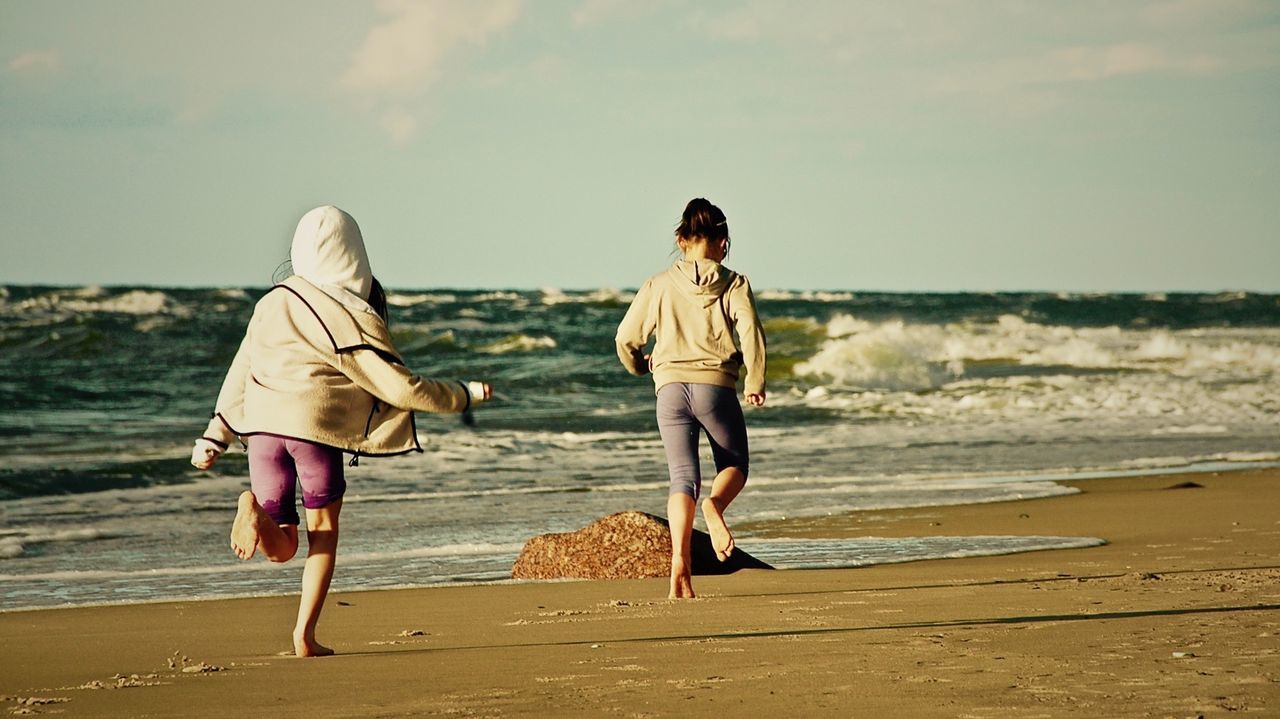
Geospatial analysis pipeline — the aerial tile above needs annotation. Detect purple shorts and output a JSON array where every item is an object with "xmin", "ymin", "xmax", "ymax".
[{"xmin": 247, "ymin": 435, "xmax": 346, "ymax": 526}]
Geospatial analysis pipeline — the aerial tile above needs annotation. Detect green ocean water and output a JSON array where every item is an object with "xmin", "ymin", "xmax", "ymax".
[{"xmin": 1, "ymin": 285, "xmax": 1276, "ymax": 609}]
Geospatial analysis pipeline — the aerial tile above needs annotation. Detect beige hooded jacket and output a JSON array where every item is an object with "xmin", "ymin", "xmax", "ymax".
[
  {"xmin": 615, "ymin": 259, "xmax": 766, "ymax": 395},
  {"xmin": 201, "ymin": 206, "xmax": 469, "ymax": 457}
]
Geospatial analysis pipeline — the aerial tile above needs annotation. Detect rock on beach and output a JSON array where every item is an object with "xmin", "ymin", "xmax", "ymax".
[{"xmin": 511, "ymin": 511, "xmax": 772, "ymax": 580}]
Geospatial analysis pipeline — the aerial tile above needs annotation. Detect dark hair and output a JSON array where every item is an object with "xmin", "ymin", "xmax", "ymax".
[
  {"xmin": 368, "ymin": 277, "xmax": 389, "ymax": 324},
  {"xmin": 675, "ymin": 198, "xmax": 729, "ymax": 245},
  {"xmin": 272, "ymin": 258, "xmax": 293, "ymax": 285}
]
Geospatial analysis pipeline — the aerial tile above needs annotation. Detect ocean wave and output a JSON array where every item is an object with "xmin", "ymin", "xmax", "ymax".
[
  {"xmin": 477, "ymin": 334, "xmax": 557, "ymax": 354},
  {"xmin": 756, "ymin": 290, "xmax": 856, "ymax": 302},
  {"xmin": 387, "ymin": 292, "xmax": 458, "ymax": 307},
  {"xmin": 389, "ymin": 327, "xmax": 460, "ymax": 353},
  {"xmin": 3, "ymin": 288, "xmax": 191, "ymax": 318},
  {"xmin": 348, "ymin": 485, "xmax": 592, "ymax": 504},
  {"xmin": 474, "ymin": 291, "xmax": 524, "ymax": 302},
  {"xmin": 215, "ymin": 288, "xmax": 251, "ymax": 301},
  {"xmin": 340, "ymin": 542, "xmax": 524, "ymax": 563},
  {"xmin": 788, "ymin": 312, "xmax": 1280, "ymax": 394},
  {"xmin": 0, "ymin": 528, "xmax": 121, "ymax": 560},
  {"xmin": 539, "ymin": 287, "xmax": 634, "ymax": 305},
  {"xmin": 417, "ymin": 429, "xmax": 660, "ymax": 451},
  {"xmin": 779, "ymin": 371, "xmax": 1280, "ymax": 425},
  {"xmin": 746, "ymin": 536, "xmax": 1106, "ymax": 570},
  {"xmin": 1149, "ymin": 424, "xmax": 1229, "ymax": 436},
  {"xmin": 794, "ymin": 319, "xmax": 961, "ymax": 391},
  {"xmin": 0, "ymin": 542, "xmax": 522, "ymax": 583}
]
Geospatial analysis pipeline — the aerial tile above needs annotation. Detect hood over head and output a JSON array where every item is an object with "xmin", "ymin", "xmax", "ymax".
[
  {"xmin": 667, "ymin": 259, "xmax": 736, "ymax": 307},
  {"xmin": 290, "ymin": 206, "xmax": 374, "ymax": 304}
]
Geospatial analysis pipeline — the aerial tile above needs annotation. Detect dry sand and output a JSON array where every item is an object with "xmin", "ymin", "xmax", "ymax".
[{"xmin": 2, "ymin": 469, "xmax": 1277, "ymax": 718}]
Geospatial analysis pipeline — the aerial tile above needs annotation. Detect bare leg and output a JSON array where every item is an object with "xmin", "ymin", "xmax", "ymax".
[
  {"xmin": 701, "ymin": 467, "xmax": 746, "ymax": 561},
  {"xmin": 293, "ymin": 501, "xmax": 341, "ymax": 657},
  {"xmin": 667, "ymin": 493, "xmax": 696, "ymax": 599},
  {"xmin": 230, "ymin": 490, "xmax": 298, "ymax": 562}
]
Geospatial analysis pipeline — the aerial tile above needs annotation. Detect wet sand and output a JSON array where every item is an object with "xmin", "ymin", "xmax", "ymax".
[{"xmin": 2, "ymin": 469, "xmax": 1277, "ymax": 717}]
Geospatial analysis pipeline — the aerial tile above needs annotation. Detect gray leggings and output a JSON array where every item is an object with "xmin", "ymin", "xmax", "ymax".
[{"xmin": 656, "ymin": 382, "xmax": 750, "ymax": 499}]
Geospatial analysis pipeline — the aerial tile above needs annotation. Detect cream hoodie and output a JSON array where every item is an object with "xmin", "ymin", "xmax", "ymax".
[
  {"xmin": 615, "ymin": 259, "xmax": 766, "ymax": 395},
  {"xmin": 201, "ymin": 207, "xmax": 469, "ymax": 456}
]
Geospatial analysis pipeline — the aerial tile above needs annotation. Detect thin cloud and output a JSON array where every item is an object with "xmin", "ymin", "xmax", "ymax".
[
  {"xmin": 8, "ymin": 49, "xmax": 61, "ymax": 75},
  {"xmin": 341, "ymin": 0, "xmax": 522, "ymax": 142},
  {"xmin": 571, "ymin": 0, "xmax": 627, "ymax": 28},
  {"xmin": 1141, "ymin": 0, "xmax": 1271, "ymax": 29},
  {"xmin": 571, "ymin": 0, "xmax": 678, "ymax": 29},
  {"xmin": 933, "ymin": 41, "xmax": 1227, "ymax": 99}
]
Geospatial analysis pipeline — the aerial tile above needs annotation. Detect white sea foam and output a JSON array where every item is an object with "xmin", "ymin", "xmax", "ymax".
[
  {"xmin": 756, "ymin": 290, "xmax": 856, "ymax": 302},
  {"xmin": 1149, "ymin": 424, "xmax": 1229, "ymax": 435},
  {"xmin": 387, "ymin": 292, "xmax": 458, "ymax": 307},
  {"xmin": 825, "ymin": 314, "xmax": 874, "ymax": 338},
  {"xmin": 339, "ymin": 542, "xmax": 524, "ymax": 563},
  {"xmin": 474, "ymin": 291, "xmax": 523, "ymax": 302},
  {"xmin": 539, "ymin": 287, "xmax": 634, "ymax": 305},
  {"xmin": 347, "ymin": 485, "xmax": 592, "ymax": 504},
  {"xmin": 415, "ymin": 428, "xmax": 660, "ymax": 453},
  {"xmin": 1205, "ymin": 451, "xmax": 1280, "ymax": 463},
  {"xmin": 746, "ymin": 536, "xmax": 1106, "ymax": 570},
  {"xmin": 795, "ymin": 319, "xmax": 959, "ymax": 391},
  {"xmin": 0, "ymin": 542, "xmax": 523, "ymax": 584},
  {"xmin": 1019, "ymin": 337, "xmax": 1114, "ymax": 367},
  {"xmin": 0, "ymin": 528, "xmax": 118, "ymax": 560},
  {"xmin": 1134, "ymin": 331, "xmax": 1186, "ymax": 360},
  {"xmin": 6, "ymin": 289, "xmax": 191, "ymax": 317},
  {"xmin": 738, "ymin": 476, "xmax": 1080, "ymax": 520},
  {"xmin": 478, "ymin": 334, "xmax": 557, "ymax": 354},
  {"xmin": 787, "ymin": 314, "xmax": 1280, "ymax": 426},
  {"xmin": 215, "ymin": 288, "xmax": 251, "ymax": 300}
]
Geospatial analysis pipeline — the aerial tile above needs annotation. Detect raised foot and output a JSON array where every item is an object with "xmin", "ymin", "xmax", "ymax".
[
  {"xmin": 701, "ymin": 497, "xmax": 735, "ymax": 562},
  {"xmin": 293, "ymin": 634, "xmax": 335, "ymax": 658},
  {"xmin": 230, "ymin": 490, "xmax": 262, "ymax": 560},
  {"xmin": 669, "ymin": 561, "xmax": 696, "ymax": 599}
]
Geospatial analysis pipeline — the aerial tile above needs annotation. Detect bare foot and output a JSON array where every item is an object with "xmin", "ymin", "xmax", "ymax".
[
  {"xmin": 701, "ymin": 497, "xmax": 735, "ymax": 561},
  {"xmin": 669, "ymin": 560, "xmax": 696, "ymax": 599},
  {"xmin": 230, "ymin": 491, "xmax": 263, "ymax": 560},
  {"xmin": 293, "ymin": 633, "xmax": 334, "ymax": 658}
]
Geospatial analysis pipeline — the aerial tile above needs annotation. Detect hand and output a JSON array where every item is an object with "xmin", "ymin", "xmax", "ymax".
[
  {"xmin": 191, "ymin": 439, "xmax": 223, "ymax": 470},
  {"xmin": 745, "ymin": 392, "xmax": 766, "ymax": 407},
  {"xmin": 466, "ymin": 381, "xmax": 493, "ymax": 403}
]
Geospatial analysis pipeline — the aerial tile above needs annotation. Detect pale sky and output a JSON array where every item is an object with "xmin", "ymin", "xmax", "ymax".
[{"xmin": 2, "ymin": 1, "xmax": 1278, "ymax": 291}]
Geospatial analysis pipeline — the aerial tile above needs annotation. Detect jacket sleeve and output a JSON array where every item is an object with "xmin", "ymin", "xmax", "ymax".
[
  {"xmin": 731, "ymin": 275, "xmax": 767, "ymax": 396},
  {"xmin": 338, "ymin": 350, "xmax": 471, "ymax": 414},
  {"xmin": 615, "ymin": 279, "xmax": 656, "ymax": 376},
  {"xmin": 202, "ymin": 327, "xmax": 252, "ymax": 449}
]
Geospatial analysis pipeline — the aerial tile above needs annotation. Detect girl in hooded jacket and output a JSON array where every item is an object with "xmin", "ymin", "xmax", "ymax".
[
  {"xmin": 615, "ymin": 198, "xmax": 767, "ymax": 599},
  {"xmin": 191, "ymin": 206, "xmax": 492, "ymax": 657}
]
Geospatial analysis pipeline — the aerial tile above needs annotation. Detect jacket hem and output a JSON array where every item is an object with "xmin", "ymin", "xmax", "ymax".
[
  {"xmin": 652, "ymin": 369, "xmax": 738, "ymax": 394},
  {"xmin": 214, "ymin": 413, "xmax": 423, "ymax": 458}
]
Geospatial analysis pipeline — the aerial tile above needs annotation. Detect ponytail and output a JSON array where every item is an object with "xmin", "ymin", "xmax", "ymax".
[{"xmin": 674, "ymin": 197, "xmax": 729, "ymax": 245}]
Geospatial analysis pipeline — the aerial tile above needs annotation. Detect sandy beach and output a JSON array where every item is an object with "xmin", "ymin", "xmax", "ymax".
[{"xmin": 2, "ymin": 468, "xmax": 1276, "ymax": 718}]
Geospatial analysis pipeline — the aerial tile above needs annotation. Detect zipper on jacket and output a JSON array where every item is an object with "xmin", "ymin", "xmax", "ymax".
[{"xmin": 364, "ymin": 399, "xmax": 381, "ymax": 438}]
